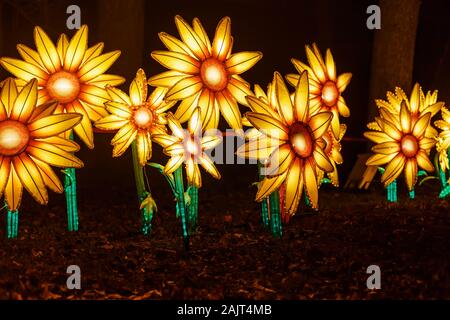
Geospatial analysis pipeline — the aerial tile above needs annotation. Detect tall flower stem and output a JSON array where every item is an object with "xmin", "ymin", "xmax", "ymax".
[
  {"xmin": 131, "ymin": 141, "xmax": 151, "ymax": 235},
  {"xmin": 258, "ymin": 162, "xmax": 269, "ymax": 228},
  {"xmin": 269, "ymin": 190, "xmax": 282, "ymax": 238},
  {"xmin": 187, "ymin": 186, "xmax": 198, "ymax": 232},
  {"xmin": 6, "ymin": 204, "xmax": 18, "ymax": 239},
  {"xmin": 64, "ymin": 132, "xmax": 78, "ymax": 232},
  {"xmin": 387, "ymin": 180, "xmax": 397, "ymax": 202},
  {"xmin": 174, "ymin": 166, "xmax": 189, "ymax": 250}
]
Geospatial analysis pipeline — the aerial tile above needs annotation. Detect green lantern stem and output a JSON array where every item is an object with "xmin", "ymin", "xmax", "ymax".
[
  {"xmin": 269, "ymin": 190, "xmax": 282, "ymax": 238},
  {"xmin": 387, "ymin": 180, "xmax": 397, "ymax": 202},
  {"xmin": 64, "ymin": 132, "xmax": 78, "ymax": 232},
  {"xmin": 6, "ymin": 205, "xmax": 18, "ymax": 239},
  {"xmin": 174, "ymin": 166, "xmax": 189, "ymax": 250},
  {"xmin": 304, "ymin": 190, "xmax": 311, "ymax": 207},
  {"xmin": 131, "ymin": 141, "xmax": 152, "ymax": 235},
  {"xmin": 187, "ymin": 186, "xmax": 198, "ymax": 232},
  {"xmin": 409, "ymin": 189, "xmax": 415, "ymax": 199},
  {"xmin": 258, "ymin": 162, "xmax": 269, "ymax": 227}
]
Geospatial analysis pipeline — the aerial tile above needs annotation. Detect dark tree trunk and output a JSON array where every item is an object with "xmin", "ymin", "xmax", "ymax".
[{"xmin": 368, "ymin": 0, "xmax": 421, "ymax": 121}]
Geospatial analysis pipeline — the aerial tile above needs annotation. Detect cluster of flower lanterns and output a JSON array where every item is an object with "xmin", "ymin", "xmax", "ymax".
[{"xmin": 0, "ymin": 16, "xmax": 448, "ymax": 247}]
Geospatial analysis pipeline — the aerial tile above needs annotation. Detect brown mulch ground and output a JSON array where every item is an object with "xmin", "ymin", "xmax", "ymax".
[{"xmin": 0, "ymin": 165, "xmax": 449, "ymax": 300}]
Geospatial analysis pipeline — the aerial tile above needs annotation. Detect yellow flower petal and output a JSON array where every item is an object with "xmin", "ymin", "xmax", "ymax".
[
  {"xmin": 366, "ymin": 152, "xmax": 397, "ymax": 166},
  {"xmin": 13, "ymin": 153, "xmax": 48, "ymax": 205},
  {"xmin": 188, "ymin": 107, "xmax": 202, "ymax": 135},
  {"xmin": 64, "ymin": 25, "xmax": 88, "ymax": 72},
  {"xmin": 201, "ymin": 134, "xmax": 222, "ymax": 150},
  {"xmin": 56, "ymin": 34, "xmax": 69, "ymax": 66},
  {"xmin": 31, "ymin": 156, "xmax": 63, "ymax": 193},
  {"xmin": 112, "ymin": 126, "xmax": 137, "ymax": 157},
  {"xmin": 266, "ymin": 143, "xmax": 294, "ymax": 176},
  {"xmin": 236, "ymin": 136, "xmax": 278, "ymax": 160},
  {"xmin": 0, "ymin": 157, "xmax": 11, "ymax": 196},
  {"xmin": 310, "ymin": 111, "xmax": 333, "ymax": 139},
  {"xmin": 419, "ymin": 137, "xmax": 436, "ymax": 150},
  {"xmin": 313, "ymin": 146, "xmax": 333, "ymax": 172},
  {"xmin": 152, "ymin": 134, "xmax": 179, "ymax": 148},
  {"xmin": 199, "ymin": 154, "xmax": 221, "ymax": 179},
  {"xmin": 5, "ymin": 164, "xmax": 23, "ymax": 211},
  {"xmin": 0, "ymin": 78, "xmax": 18, "ymax": 114},
  {"xmin": 274, "ymin": 72, "xmax": 294, "ymax": 125},
  {"xmin": 29, "ymin": 100, "xmax": 58, "ymax": 122},
  {"xmin": 0, "ymin": 58, "xmax": 48, "ymax": 84},
  {"xmin": 377, "ymin": 118, "xmax": 403, "ymax": 141},
  {"xmin": 381, "ymin": 153, "xmax": 405, "ymax": 187},
  {"xmin": 28, "ymin": 112, "xmax": 82, "ymax": 138},
  {"xmin": 86, "ymin": 74, "xmax": 125, "ymax": 87},
  {"xmin": 147, "ymin": 70, "xmax": 189, "ymax": 88},
  {"xmin": 136, "ymin": 131, "xmax": 152, "ymax": 166},
  {"xmin": 412, "ymin": 112, "xmax": 431, "ymax": 139},
  {"xmin": 399, "ymin": 101, "xmax": 411, "ymax": 133},
  {"xmin": 212, "ymin": 17, "xmax": 232, "ymax": 61},
  {"xmin": 34, "ymin": 26, "xmax": 61, "ymax": 73},
  {"xmin": 304, "ymin": 158, "xmax": 319, "ymax": 209},
  {"xmin": 305, "ymin": 45, "xmax": 326, "ymax": 83},
  {"xmin": 164, "ymin": 155, "xmax": 184, "ymax": 174},
  {"xmin": 159, "ymin": 32, "xmax": 194, "ymax": 57},
  {"xmin": 81, "ymin": 43, "xmax": 104, "ymax": 67},
  {"xmin": 95, "ymin": 114, "xmax": 129, "ymax": 131},
  {"xmin": 245, "ymin": 112, "xmax": 288, "ymax": 140},
  {"xmin": 78, "ymin": 51, "xmax": 121, "ymax": 82},
  {"xmin": 225, "ymin": 51, "xmax": 262, "ymax": 75},
  {"xmin": 284, "ymin": 158, "xmax": 303, "ymax": 216},
  {"xmin": 372, "ymin": 141, "xmax": 400, "ymax": 155},
  {"xmin": 27, "ymin": 141, "xmax": 83, "ymax": 168},
  {"xmin": 174, "ymin": 15, "xmax": 209, "ymax": 60},
  {"xmin": 404, "ymin": 158, "xmax": 418, "ymax": 191},
  {"xmin": 36, "ymin": 136, "xmax": 79, "ymax": 152},
  {"xmin": 192, "ymin": 18, "xmax": 212, "ymax": 52},
  {"xmin": 416, "ymin": 150, "xmax": 434, "ymax": 172},
  {"xmin": 17, "ymin": 44, "xmax": 45, "ymax": 70},
  {"xmin": 106, "ymin": 86, "xmax": 132, "ymax": 105},
  {"xmin": 166, "ymin": 76, "xmax": 203, "ymax": 101},
  {"xmin": 65, "ymin": 101, "xmax": 95, "ymax": 148},
  {"xmin": 216, "ymin": 91, "xmax": 242, "ymax": 131},
  {"xmin": 226, "ymin": 77, "xmax": 253, "ymax": 107},
  {"xmin": 246, "ymin": 95, "xmax": 279, "ymax": 120},
  {"xmin": 293, "ymin": 71, "xmax": 309, "ymax": 123},
  {"xmin": 291, "ymin": 58, "xmax": 318, "ymax": 82},
  {"xmin": 174, "ymin": 90, "xmax": 201, "ymax": 123},
  {"xmin": 79, "ymin": 84, "xmax": 111, "ymax": 107},
  {"xmin": 255, "ymin": 171, "xmax": 288, "ymax": 201},
  {"xmin": 129, "ymin": 79, "xmax": 144, "ymax": 106},
  {"xmin": 151, "ymin": 50, "xmax": 200, "ymax": 74},
  {"xmin": 409, "ymin": 83, "xmax": 420, "ymax": 114},
  {"xmin": 325, "ymin": 49, "xmax": 336, "ymax": 81},
  {"xmin": 364, "ymin": 131, "xmax": 394, "ymax": 144},
  {"xmin": 166, "ymin": 113, "xmax": 186, "ymax": 140},
  {"xmin": 336, "ymin": 73, "xmax": 352, "ymax": 92},
  {"xmin": 105, "ymin": 101, "xmax": 131, "ymax": 119},
  {"xmin": 337, "ymin": 96, "xmax": 350, "ymax": 117},
  {"xmin": 11, "ymin": 79, "xmax": 37, "ymax": 123}
]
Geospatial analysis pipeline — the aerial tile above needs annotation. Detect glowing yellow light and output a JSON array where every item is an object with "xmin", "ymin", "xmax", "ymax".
[
  {"xmin": 0, "ymin": 120, "xmax": 30, "ymax": 156},
  {"xmin": 133, "ymin": 107, "xmax": 153, "ymax": 128},
  {"xmin": 401, "ymin": 134, "xmax": 419, "ymax": 158},
  {"xmin": 200, "ymin": 58, "xmax": 228, "ymax": 91},
  {"xmin": 322, "ymin": 131, "xmax": 334, "ymax": 155},
  {"xmin": 185, "ymin": 138, "xmax": 200, "ymax": 156},
  {"xmin": 289, "ymin": 123, "xmax": 313, "ymax": 158},
  {"xmin": 47, "ymin": 71, "xmax": 80, "ymax": 104},
  {"xmin": 321, "ymin": 81, "xmax": 339, "ymax": 107}
]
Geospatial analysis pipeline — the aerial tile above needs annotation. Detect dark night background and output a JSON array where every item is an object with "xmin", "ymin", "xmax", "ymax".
[{"xmin": 0, "ymin": 0, "xmax": 449, "ymax": 299}]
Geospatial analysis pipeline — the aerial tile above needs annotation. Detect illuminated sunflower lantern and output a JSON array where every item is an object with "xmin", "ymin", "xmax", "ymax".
[
  {"xmin": 286, "ymin": 43, "xmax": 351, "ymax": 139},
  {"xmin": 365, "ymin": 101, "xmax": 436, "ymax": 192},
  {"xmin": 153, "ymin": 108, "xmax": 222, "ymax": 248},
  {"xmin": 0, "ymin": 78, "xmax": 83, "ymax": 238},
  {"xmin": 434, "ymin": 106, "xmax": 450, "ymax": 198},
  {"xmin": 0, "ymin": 25, "xmax": 124, "ymax": 148},
  {"xmin": 368, "ymin": 84, "xmax": 443, "ymax": 139},
  {"xmin": 149, "ymin": 15, "xmax": 262, "ymax": 130},
  {"xmin": 238, "ymin": 71, "xmax": 334, "ymax": 216},
  {"xmin": 318, "ymin": 124, "xmax": 346, "ymax": 187},
  {"xmin": 95, "ymin": 69, "xmax": 174, "ymax": 166}
]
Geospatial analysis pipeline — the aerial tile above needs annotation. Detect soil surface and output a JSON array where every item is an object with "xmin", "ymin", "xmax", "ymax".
[{"xmin": 0, "ymin": 164, "xmax": 449, "ymax": 300}]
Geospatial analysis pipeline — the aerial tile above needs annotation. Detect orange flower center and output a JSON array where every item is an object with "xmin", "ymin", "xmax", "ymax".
[
  {"xmin": 0, "ymin": 120, "xmax": 30, "ymax": 156},
  {"xmin": 200, "ymin": 58, "xmax": 228, "ymax": 91},
  {"xmin": 401, "ymin": 134, "xmax": 419, "ymax": 158},
  {"xmin": 289, "ymin": 122, "xmax": 313, "ymax": 158},
  {"xmin": 47, "ymin": 71, "xmax": 80, "ymax": 104},
  {"xmin": 133, "ymin": 107, "xmax": 153, "ymax": 128},
  {"xmin": 321, "ymin": 80, "xmax": 339, "ymax": 107}
]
